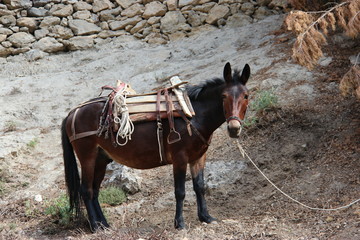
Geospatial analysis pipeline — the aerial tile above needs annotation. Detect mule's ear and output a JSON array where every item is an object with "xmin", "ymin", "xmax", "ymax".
[
  {"xmin": 223, "ymin": 62, "xmax": 232, "ymax": 83},
  {"xmin": 240, "ymin": 64, "xmax": 250, "ymax": 84}
]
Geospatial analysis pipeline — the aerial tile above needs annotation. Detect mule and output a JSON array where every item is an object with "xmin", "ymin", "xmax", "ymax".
[{"xmin": 61, "ymin": 62, "xmax": 250, "ymax": 231}]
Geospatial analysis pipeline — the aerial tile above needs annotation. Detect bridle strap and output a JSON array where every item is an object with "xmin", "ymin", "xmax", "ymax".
[{"xmin": 226, "ymin": 115, "xmax": 242, "ymax": 124}]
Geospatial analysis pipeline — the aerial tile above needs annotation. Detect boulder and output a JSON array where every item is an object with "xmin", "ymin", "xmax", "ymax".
[
  {"xmin": 16, "ymin": 17, "xmax": 38, "ymax": 33},
  {"xmin": 63, "ymin": 36, "xmax": 95, "ymax": 51},
  {"xmin": 24, "ymin": 49, "xmax": 48, "ymax": 61},
  {"xmin": 73, "ymin": 1, "xmax": 93, "ymax": 11},
  {"xmin": 32, "ymin": 37, "xmax": 64, "ymax": 53},
  {"xmin": 0, "ymin": 28, "xmax": 13, "ymax": 35},
  {"xmin": 92, "ymin": 0, "xmax": 114, "ymax": 13},
  {"xmin": 0, "ymin": 44, "xmax": 12, "ymax": 57},
  {"xmin": 27, "ymin": 7, "xmax": 48, "ymax": 17},
  {"xmin": 193, "ymin": 2, "xmax": 216, "ymax": 13},
  {"xmin": 121, "ymin": 3, "xmax": 144, "ymax": 18},
  {"xmin": 160, "ymin": 11, "xmax": 190, "ymax": 34},
  {"xmin": 0, "ymin": 34, "xmax": 7, "ymax": 42},
  {"xmin": 51, "ymin": 4, "xmax": 73, "ymax": 17},
  {"xmin": 241, "ymin": 2, "xmax": 255, "ymax": 16},
  {"xmin": 48, "ymin": 25, "xmax": 74, "ymax": 39},
  {"xmin": 8, "ymin": 32, "xmax": 36, "ymax": 47},
  {"xmin": 108, "ymin": 16, "xmax": 142, "ymax": 30},
  {"xmin": 227, "ymin": 12, "xmax": 252, "ymax": 28},
  {"xmin": 68, "ymin": 19, "xmax": 102, "ymax": 36},
  {"xmin": 143, "ymin": 1, "xmax": 167, "ymax": 19},
  {"xmin": 0, "ymin": 9, "xmax": 14, "ymax": 16},
  {"xmin": 206, "ymin": 4, "xmax": 230, "ymax": 25},
  {"xmin": 73, "ymin": 10, "xmax": 92, "ymax": 20},
  {"xmin": 34, "ymin": 28, "xmax": 49, "ymax": 39},
  {"xmin": 0, "ymin": 15, "xmax": 16, "ymax": 27},
  {"xmin": 167, "ymin": 0, "xmax": 178, "ymax": 11},
  {"xmin": 39, "ymin": 16, "xmax": 61, "ymax": 29},
  {"xmin": 3, "ymin": 0, "xmax": 32, "ymax": 10},
  {"xmin": 178, "ymin": 0, "xmax": 197, "ymax": 8},
  {"xmin": 130, "ymin": 20, "xmax": 147, "ymax": 34},
  {"xmin": 115, "ymin": 0, "xmax": 137, "ymax": 9},
  {"xmin": 254, "ymin": 6, "xmax": 273, "ymax": 20}
]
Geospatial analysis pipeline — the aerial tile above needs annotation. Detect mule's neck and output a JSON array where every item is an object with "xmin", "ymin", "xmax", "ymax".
[{"xmin": 190, "ymin": 89, "xmax": 226, "ymax": 139}]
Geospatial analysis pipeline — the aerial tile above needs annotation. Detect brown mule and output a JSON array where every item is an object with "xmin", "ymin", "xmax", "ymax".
[{"xmin": 61, "ymin": 62, "xmax": 250, "ymax": 232}]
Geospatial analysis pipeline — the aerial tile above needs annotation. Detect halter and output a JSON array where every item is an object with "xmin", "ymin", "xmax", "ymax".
[{"xmin": 226, "ymin": 115, "xmax": 242, "ymax": 124}]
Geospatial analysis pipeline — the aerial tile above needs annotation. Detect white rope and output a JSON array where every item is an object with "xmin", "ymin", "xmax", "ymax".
[
  {"xmin": 113, "ymin": 86, "xmax": 134, "ymax": 146},
  {"xmin": 236, "ymin": 139, "xmax": 360, "ymax": 211}
]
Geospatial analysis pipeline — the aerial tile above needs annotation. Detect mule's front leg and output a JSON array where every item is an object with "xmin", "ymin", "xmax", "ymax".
[
  {"xmin": 173, "ymin": 160, "xmax": 187, "ymax": 229},
  {"xmin": 190, "ymin": 154, "xmax": 216, "ymax": 224}
]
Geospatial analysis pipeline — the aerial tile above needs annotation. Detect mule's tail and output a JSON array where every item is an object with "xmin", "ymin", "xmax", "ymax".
[{"xmin": 61, "ymin": 117, "xmax": 81, "ymax": 217}]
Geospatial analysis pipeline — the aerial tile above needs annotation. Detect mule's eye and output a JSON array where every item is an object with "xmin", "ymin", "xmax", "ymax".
[
  {"xmin": 222, "ymin": 94, "xmax": 227, "ymax": 99},
  {"xmin": 244, "ymin": 95, "xmax": 249, "ymax": 100}
]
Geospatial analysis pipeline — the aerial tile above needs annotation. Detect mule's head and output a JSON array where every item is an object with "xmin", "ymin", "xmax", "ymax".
[{"xmin": 222, "ymin": 62, "xmax": 250, "ymax": 138}]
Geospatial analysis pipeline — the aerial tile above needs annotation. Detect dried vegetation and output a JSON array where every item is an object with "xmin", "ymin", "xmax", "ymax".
[{"xmin": 285, "ymin": 0, "xmax": 360, "ymax": 98}]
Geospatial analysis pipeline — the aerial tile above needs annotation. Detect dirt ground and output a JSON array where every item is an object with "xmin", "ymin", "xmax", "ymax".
[{"xmin": 0, "ymin": 14, "xmax": 359, "ymax": 239}]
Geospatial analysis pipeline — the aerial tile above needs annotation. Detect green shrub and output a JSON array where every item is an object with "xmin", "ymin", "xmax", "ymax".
[
  {"xmin": 45, "ymin": 194, "xmax": 72, "ymax": 225},
  {"xmin": 99, "ymin": 186, "xmax": 127, "ymax": 206}
]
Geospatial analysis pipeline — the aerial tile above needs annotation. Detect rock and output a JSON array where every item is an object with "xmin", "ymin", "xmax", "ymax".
[
  {"xmin": 145, "ymin": 32, "xmax": 168, "ymax": 44},
  {"xmin": 92, "ymin": 0, "xmax": 113, "ymax": 13},
  {"xmin": 98, "ymin": 7, "xmax": 122, "ymax": 21},
  {"xmin": 32, "ymin": 37, "xmax": 64, "ymax": 53},
  {"xmin": 27, "ymin": 7, "xmax": 48, "ymax": 17},
  {"xmin": 34, "ymin": 194, "xmax": 43, "ymax": 202},
  {"xmin": 143, "ymin": 1, "xmax": 167, "ymax": 19},
  {"xmin": 73, "ymin": 10, "xmax": 91, "ymax": 20},
  {"xmin": 98, "ymin": 29, "xmax": 126, "ymax": 38},
  {"xmin": 104, "ymin": 163, "xmax": 142, "ymax": 194},
  {"xmin": 178, "ymin": 0, "xmax": 197, "ymax": 8},
  {"xmin": 8, "ymin": 32, "xmax": 36, "ymax": 47},
  {"xmin": 3, "ymin": 0, "xmax": 32, "ymax": 10},
  {"xmin": 186, "ymin": 10, "xmax": 202, "ymax": 27},
  {"xmin": 206, "ymin": 4, "xmax": 230, "ymax": 25},
  {"xmin": 227, "ymin": 12, "xmax": 253, "ymax": 28},
  {"xmin": 34, "ymin": 28, "xmax": 49, "ymax": 39},
  {"xmin": 160, "ymin": 11, "xmax": 190, "ymax": 34},
  {"xmin": 48, "ymin": 25, "xmax": 74, "ymax": 39},
  {"xmin": 0, "ymin": 44, "xmax": 12, "ymax": 57},
  {"xmin": 115, "ymin": 0, "xmax": 137, "ymax": 9},
  {"xmin": 32, "ymin": 0, "xmax": 51, "ymax": 8},
  {"xmin": 0, "ymin": 9, "xmax": 14, "ymax": 16},
  {"xmin": 121, "ymin": 3, "xmax": 144, "ymax": 18},
  {"xmin": 254, "ymin": 6, "xmax": 272, "ymax": 20},
  {"xmin": 130, "ymin": 20, "xmax": 147, "ymax": 34},
  {"xmin": 108, "ymin": 16, "xmax": 142, "ymax": 30},
  {"xmin": 0, "ymin": 34, "xmax": 6, "ymax": 42},
  {"xmin": 16, "ymin": 17, "xmax": 38, "ymax": 33},
  {"xmin": 68, "ymin": 19, "xmax": 102, "ymax": 36},
  {"xmin": 0, "ymin": 15, "xmax": 16, "ymax": 27},
  {"xmin": 193, "ymin": 2, "xmax": 216, "ymax": 13},
  {"xmin": 167, "ymin": 0, "xmax": 178, "ymax": 11},
  {"xmin": 241, "ymin": 2, "xmax": 255, "ymax": 16},
  {"xmin": 63, "ymin": 36, "xmax": 94, "ymax": 51},
  {"xmin": 147, "ymin": 16, "xmax": 161, "ymax": 25},
  {"xmin": 24, "ymin": 49, "xmax": 48, "ymax": 61},
  {"xmin": 268, "ymin": 0, "xmax": 290, "ymax": 10},
  {"xmin": 73, "ymin": 1, "xmax": 93, "ymax": 11},
  {"xmin": 39, "ymin": 16, "xmax": 61, "ymax": 29},
  {"xmin": 0, "ymin": 27, "xmax": 13, "ymax": 35},
  {"xmin": 51, "ymin": 4, "xmax": 73, "ymax": 17}
]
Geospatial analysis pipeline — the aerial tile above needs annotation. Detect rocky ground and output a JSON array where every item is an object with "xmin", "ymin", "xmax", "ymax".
[{"xmin": 0, "ymin": 14, "xmax": 359, "ymax": 239}]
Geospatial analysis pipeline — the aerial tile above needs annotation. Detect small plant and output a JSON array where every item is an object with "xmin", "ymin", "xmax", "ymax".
[
  {"xmin": 99, "ymin": 186, "xmax": 127, "ymax": 206},
  {"xmin": 27, "ymin": 138, "xmax": 39, "ymax": 149},
  {"xmin": 3, "ymin": 121, "xmax": 17, "ymax": 133},
  {"xmin": 45, "ymin": 194, "xmax": 72, "ymax": 225},
  {"xmin": 244, "ymin": 89, "xmax": 279, "ymax": 127}
]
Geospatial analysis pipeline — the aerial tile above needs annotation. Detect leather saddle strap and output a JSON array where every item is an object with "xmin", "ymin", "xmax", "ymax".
[
  {"xmin": 69, "ymin": 108, "xmax": 98, "ymax": 142},
  {"xmin": 175, "ymin": 105, "xmax": 210, "ymax": 147},
  {"xmin": 156, "ymin": 90, "xmax": 167, "ymax": 163}
]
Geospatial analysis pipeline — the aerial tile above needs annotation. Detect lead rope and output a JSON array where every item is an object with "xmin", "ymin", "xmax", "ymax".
[
  {"xmin": 113, "ymin": 86, "xmax": 134, "ymax": 146},
  {"xmin": 236, "ymin": 139, "xmax": 360, "ymax": 211}
]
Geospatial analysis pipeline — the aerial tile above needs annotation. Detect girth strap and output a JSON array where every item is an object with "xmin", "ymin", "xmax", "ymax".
[{"xmin": 156, "ymin": 90, "xmax": 167, "ymax": 164}]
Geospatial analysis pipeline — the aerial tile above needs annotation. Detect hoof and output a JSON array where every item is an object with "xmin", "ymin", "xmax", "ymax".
[
  {"xmin": 174, "ymin": 218, "xmax": 185, "ymax": 229},
  {"xmin": 199, "ymin": 215, "xmax": 217, "ymax": 224}
]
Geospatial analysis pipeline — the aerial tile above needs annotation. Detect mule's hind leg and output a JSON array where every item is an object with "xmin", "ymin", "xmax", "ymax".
[
  {"xmin": 92, "ymin": 148, "xmax": 112, "ymax": 229},
  {"xmin": 190, "ymin": 154, "xmax": 216, "ymax": 224},
  {"xmin": 74, "ymin": 142, "xmax": 101, "ymax": 232}
]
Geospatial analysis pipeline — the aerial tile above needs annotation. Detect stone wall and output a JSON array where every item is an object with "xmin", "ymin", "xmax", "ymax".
[{"xmin": 0, "ymin": 0, "xmax": 290, "ymax": 58}]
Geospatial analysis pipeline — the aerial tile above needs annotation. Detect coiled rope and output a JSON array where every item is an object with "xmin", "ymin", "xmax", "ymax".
[
  {"xmin": 113, "ymin": 86, "xmax": 134, "ymax": 146},
  {"xmin": 236, "ymin": 139, "xmax": 360, "ymax": 211}
]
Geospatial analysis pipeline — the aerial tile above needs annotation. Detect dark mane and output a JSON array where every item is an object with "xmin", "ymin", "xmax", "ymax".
[{"xmin": 186, "ymin": 78, "xmax": 225, "ymax": 100}]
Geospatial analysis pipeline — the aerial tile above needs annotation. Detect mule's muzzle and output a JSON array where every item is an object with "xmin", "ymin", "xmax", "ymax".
[{"xmin": 227, "ymin": 119, "xmax": 241, "ymax": 138}]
